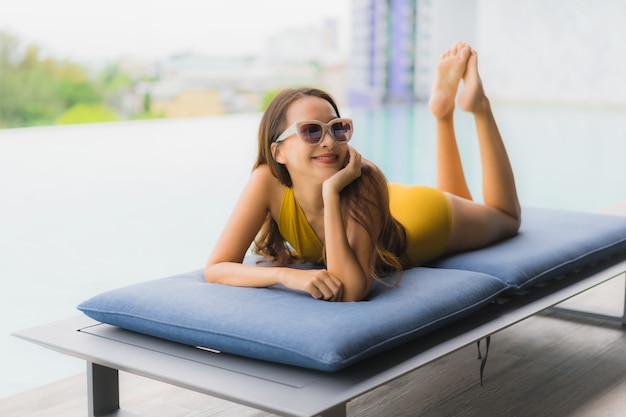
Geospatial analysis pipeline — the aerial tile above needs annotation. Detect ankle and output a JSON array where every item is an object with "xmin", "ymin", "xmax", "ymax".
[
  {"xmin": 430, "ymin": 102, "xmax": 456, "ymax": 120},
  {"xmin": 466, "ymin": 96, "xmax": 490, "ymax": 115}
]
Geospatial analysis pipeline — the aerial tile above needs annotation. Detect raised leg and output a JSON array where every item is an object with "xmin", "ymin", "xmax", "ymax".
[
  {"xmin": 87, "ymin": 362, "xmax": 138, "ymax": 417},
  {"xmin": 429, "ymin": 42, "xmax": 473, "ymax": 200},
  {"xmin": 458, "ymin": 48, "xmax": 521, "ymax": 222},
  {"xmin": 429, "ymin": 43, "xmax": 521, "ymax": 254}
]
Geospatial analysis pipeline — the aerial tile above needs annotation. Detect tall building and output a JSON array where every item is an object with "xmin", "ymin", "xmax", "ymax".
[{"xmin": 348, "ymin": 0, "xmax": 477, "ymax": 107}]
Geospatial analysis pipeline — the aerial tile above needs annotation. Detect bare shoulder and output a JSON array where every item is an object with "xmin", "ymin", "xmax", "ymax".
[
  {"xmin": 249, "ymin": 164, "xmax": 285, "ymax": 214},
  {"xmin": 251, "ymin": 163, "xmax": 276, "ymax": 181},
  {"xmin": 250, "ymin": 165, "xmax": 282, "ymax": 191}
]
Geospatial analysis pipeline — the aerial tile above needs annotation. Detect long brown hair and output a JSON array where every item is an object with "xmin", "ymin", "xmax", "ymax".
[{"xmin": 252, "ymin": 87, "xmax": 407, "ymax": 284}]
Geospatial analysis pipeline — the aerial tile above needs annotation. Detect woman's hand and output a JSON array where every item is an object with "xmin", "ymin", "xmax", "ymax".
[
  {"xmin": 280, "ymin": 268, "xmax": 344, "ymax": 301},
  {"xmin": 323, "ymin": 146, "xmax": 362, "ymax": 195}
]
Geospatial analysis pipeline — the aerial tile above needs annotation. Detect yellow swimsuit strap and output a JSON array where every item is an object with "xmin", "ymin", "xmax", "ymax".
[
  {"xmin": 277, "ymin": 187, "xmax": 324, "ymax": 263},
  {"xmin": 277, "ymin": 184, "xmax": 450, "ymax": 266}
]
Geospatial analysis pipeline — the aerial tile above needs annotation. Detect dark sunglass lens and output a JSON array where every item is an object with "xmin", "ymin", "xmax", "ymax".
[
  {"xmin": 331, "ymin": 121, "xmax": 351, "ymax": 142},
  {"xmin": 299, "ymin": 124, "xmax": 323, "ymax": 143}
]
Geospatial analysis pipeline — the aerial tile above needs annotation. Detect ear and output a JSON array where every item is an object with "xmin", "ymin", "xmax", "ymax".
[{"xmin": 271, "ymin": 142, "xmax": 286, "ymax": 165}]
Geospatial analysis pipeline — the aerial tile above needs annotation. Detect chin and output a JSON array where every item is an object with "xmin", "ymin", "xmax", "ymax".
[{"xmin": 313, "ymin": 168, "xmax": 340, "ymax": 182}]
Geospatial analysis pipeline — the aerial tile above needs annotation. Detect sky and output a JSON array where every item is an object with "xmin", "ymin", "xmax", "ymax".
[{"xmin": 0, "ymin": 0, "xmax": 351, "ymax": 63}]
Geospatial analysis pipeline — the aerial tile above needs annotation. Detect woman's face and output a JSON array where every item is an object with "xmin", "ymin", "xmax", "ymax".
[{"xmin": 273, "ymin": 96, "xmax": 349, "ymax": 183}]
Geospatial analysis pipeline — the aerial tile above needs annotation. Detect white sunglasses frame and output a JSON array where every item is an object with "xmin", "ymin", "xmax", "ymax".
[{"xmin": 275, "ymin": 118, "xmax": 353, "ymax": 145}]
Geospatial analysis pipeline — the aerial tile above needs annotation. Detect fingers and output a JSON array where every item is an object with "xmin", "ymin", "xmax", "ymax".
[
  {"xmin": 312, "ymin": 281, "xmax": 341, "ymax": 301},
  {"xmin": 323, "ymin": 147, "xmax": 363, "ymax": 195},
  {"xmin": 341, "ymin": 146, "xmax": 362, "ymax": 182},
  {"xmin": 308, "ymin": 272, "xmax": 343, "ymax": 302},
  {"xmin": 348, "ymin": 147, "xmax": 362, "ymax": 170}
]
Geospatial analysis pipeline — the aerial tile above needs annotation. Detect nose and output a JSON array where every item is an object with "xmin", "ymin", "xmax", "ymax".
[{"xmin": 319, "ymin": 128, "xmax": 334, "ymax": 148}]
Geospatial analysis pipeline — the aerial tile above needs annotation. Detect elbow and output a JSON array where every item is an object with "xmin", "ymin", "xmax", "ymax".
[
  {"xmin": 341, "ymin": 294, "xmax": 365, "ymax": 302},
  {"xmin": 511, "ymin": 204, "xmax": 522, "ymax": 231},
  {"xmin": 340, "ymin": 283, "xmax": 371, "ymax": 302},
  {"xmin": 341, "ymin": 290, "xmax": 369, "ymax": 302},
  {"xmin": 506, "ymin": 206, "xmax": 523, "ymax": 238},
  {"xmin": 204, "ymin": 261, "xmax": 220, "ymax": 283},
  {"xmin": 204, "ymin": 259, "xmax": 243, "ymax": 285}
]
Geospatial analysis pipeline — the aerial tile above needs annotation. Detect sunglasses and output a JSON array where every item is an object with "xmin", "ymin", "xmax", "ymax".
[{"xmin": 275, "ymin": 118, "xmax": 353, "ymax": 145}]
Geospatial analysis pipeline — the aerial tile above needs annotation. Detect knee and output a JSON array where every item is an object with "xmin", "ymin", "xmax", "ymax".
[
  {"xmin": 446, "ymin": 197, "xmax": 521, "ymax": 253},
  {"xmin": 500, "ymin": 212, "xmax": 521, "ymax": 239},
  {"xmin": 503, "ymin": 206, "xmax": 522, "ymax": 238}
]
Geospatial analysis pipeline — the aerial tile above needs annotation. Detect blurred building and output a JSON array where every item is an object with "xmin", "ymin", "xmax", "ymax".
[
  {"xmin": 348, "ymin": 0, "xmax": 626, "ymax": 107},
  {"xmin": 347, "ymin": 0, "xmax": 476, "ymax": 107},
  {"xmin": 265, "ymin": 18, "xmax": 342, "ymax": 66},
  {"xmin": 124, "ymin": 18, "xmax": 346, "ymax": 119},
  {"xmin": 150, "ymin": 55, "xmax": 266, "ymax": 116},
  {"xmin": 476, "ymin": 0, "xmax": 626, "ymax": 106}
]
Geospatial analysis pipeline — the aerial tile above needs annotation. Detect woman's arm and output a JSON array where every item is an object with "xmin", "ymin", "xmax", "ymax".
[
  {"xmin": 322, "ymin": 148, "xmax": 379, "ymax": 301},
  {"xmin": 204, "ymin": 166, "xmax": 280, "ymax": 286},
  {"xmin": 205, "ymin": 165, "xmax": 344, "ymax": 300}
]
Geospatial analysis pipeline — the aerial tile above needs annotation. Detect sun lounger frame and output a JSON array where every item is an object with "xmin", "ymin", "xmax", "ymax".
[{"xmin": 14, "ymin": 256, "xmax": 626, "ymax": 417}]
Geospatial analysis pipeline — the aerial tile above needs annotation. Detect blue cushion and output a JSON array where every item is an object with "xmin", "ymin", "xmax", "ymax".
[
  {"xmin": 429, "ymin": 207, "xmax": 626, "ymax": 289},
  {"xmin": 78, "ymin": 266, "xmax": 506, "ymax": 371},
  {"xmin": 77, "ymin": 207, "xmax": 626, "ymax": 371}
]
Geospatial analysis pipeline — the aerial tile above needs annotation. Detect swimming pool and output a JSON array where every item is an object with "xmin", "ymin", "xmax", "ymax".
[{"xmin": 1, "ymin": 103, "xmax": 625, "ymax": 398}]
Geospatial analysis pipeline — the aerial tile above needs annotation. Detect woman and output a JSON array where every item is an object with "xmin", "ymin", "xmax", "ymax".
[{"xmin": 204, "ymin": 42, "xmax": 521, "ymax": 302}]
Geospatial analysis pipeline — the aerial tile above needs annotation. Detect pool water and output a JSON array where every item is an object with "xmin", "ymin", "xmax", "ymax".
[
  {"xmin": 1, "ymin": 103, "xmax": 625, "ymax": 398},
  {"xmin": 350, "ymin": 103, "xmax": 626, "ymax": 211}
]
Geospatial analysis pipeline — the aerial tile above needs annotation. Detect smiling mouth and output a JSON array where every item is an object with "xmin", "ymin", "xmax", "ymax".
[{"xmin": 313, "ymin": 154, "xmax": 338, "ymax": 162}]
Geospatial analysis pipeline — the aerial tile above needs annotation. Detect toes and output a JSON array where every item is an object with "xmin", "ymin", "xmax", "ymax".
[
  {"xmin": 459, "ymin": 45, "xmax": 471, "ymax": 61},
  {"xmin": 443, "ymin": 42, "xmax": 472, "ymax": 62}
]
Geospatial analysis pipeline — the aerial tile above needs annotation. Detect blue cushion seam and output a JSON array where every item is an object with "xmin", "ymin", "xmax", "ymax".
[
  {"xmin": 80, "ymin": 283, "xmax": 507, "ymax": 367},
  {"xmin": 337, "ymin": 286, "xmax": 510, "ymax": 365},
  {"xmin": 516, "ymin": 238, "xmax": 626, "ymax": 288},
  {"xmin": 438, "ymin": 238, "xmax": 626, "ymax": 289}
]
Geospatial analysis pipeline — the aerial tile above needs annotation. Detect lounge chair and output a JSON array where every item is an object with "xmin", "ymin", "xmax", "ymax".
[{"xmin": 14, "ymin": 207, "xmax": 626, "ymax": 417}]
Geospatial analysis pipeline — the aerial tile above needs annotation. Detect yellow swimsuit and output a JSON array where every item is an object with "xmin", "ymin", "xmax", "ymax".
[{"xmin": 277, "ymin": 184, "xmax": 451, "ymax": 266}]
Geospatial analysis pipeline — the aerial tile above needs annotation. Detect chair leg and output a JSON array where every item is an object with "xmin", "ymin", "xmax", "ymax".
[
  {"xmin": 87, "ymin": 362, "xmax": 138, "ymax": 417},
  {"xmin": 316, "ymin": 403, "xmax": 347, "ymax": 417},
  {"xmin": 621, "ymin": 272, "xmax": 626, "ymax": 327},
  {"xmin": 549, "ymin": 272, "xmax": 626, "ymax": 327},
  {"xmin": 601, "ymin": 270, "xmax": 626, "ymax": 326}
]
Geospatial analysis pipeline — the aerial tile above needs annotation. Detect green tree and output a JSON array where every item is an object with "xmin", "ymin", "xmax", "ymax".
[
  {"xmin": 0, "ymin": 31, "xmax": 112, "ymax": 128},
  {"xmin": 56, "ymin": 103, "xmax": 119, "ymax": 125},
  {"xmin": 0, "ymin": 31, "xmax": 164, "ymax": 129},
  {"xmin": 261, "ymin": 89, "xmax": 282, "ymax": 111}
]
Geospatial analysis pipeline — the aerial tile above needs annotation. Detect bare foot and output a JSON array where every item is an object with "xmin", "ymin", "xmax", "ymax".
[
  {"xmin": 428, "ymin": 42, "xmax": 471, "ymax": 118},
  {"xmin": 457, "ymin": 49, "xmax": 489, "ymax": 113}
]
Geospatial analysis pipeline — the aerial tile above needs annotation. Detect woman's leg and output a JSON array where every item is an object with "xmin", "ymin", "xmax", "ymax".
[
  {"xmin": 458, "ymin": 48, "xmax": 521, "ymax": 221},
  {"xmin": 429, "ymin": 42, "xmax": 473, "ymax": 200},
  {"xmin": 430, "ymin": 43, "xmax": 522, "ymax": 253}
]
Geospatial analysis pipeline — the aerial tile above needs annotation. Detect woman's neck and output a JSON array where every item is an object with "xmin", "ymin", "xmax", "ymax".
[{"xmin": 292, "ymin": 180, "xmax": 325, "ymax": 214}]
